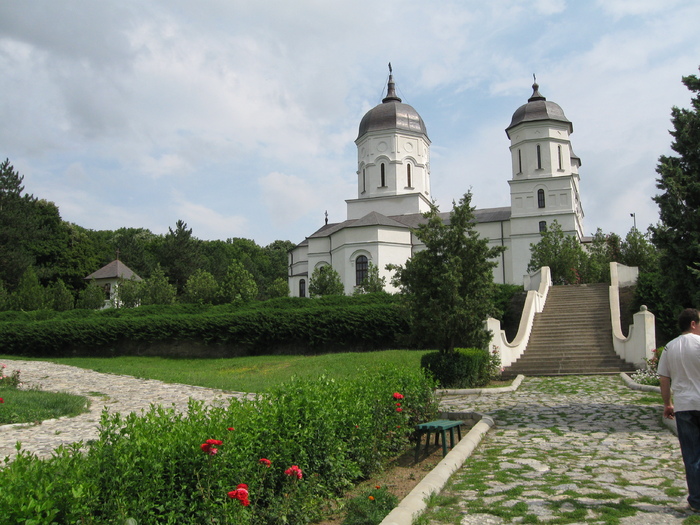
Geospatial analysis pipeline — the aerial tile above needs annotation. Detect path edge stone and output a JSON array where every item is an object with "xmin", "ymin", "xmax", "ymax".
[
  {"xmin": 437, "ymin": 374, "xmax": 525, "ymax": 396},
  {"xmin": 379, "ymin": 413, "xmax": 495, "ymax": 525},
  {"xmin": 620, "ymin": 372, "xmax": 677, "ymax": 436}
]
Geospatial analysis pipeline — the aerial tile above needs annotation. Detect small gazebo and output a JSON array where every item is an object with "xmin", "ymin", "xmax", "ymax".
[{"xmin": 84, "ymin": 259, "xmax": 142, "ymax": 307}]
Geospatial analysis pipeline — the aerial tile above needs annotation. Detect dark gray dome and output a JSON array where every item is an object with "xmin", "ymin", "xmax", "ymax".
[
  {"xmin": 506, "ymin": 82, "xmax": 572, "ymax": 138},
  {"xmin": 357, "ymin": 74, "xmax": 428, "ymax": 140}
]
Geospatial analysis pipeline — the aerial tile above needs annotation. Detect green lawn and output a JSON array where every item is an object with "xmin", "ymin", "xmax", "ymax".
[
  {"xmin": 0, "ymin": 350, "xmax": 431, "ymax": 393},
  {"xmin": 0, "ymin": 386, "xmax": 90, "ymax": 425}
]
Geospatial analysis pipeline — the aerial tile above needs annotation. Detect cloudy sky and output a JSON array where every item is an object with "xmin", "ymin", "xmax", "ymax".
[{"xmin": 1, "ymin": 1, "xmax": 699, "ymax": 246}]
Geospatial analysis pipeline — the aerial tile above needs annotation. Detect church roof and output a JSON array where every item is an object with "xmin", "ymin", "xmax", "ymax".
[
  {"xmin": 506, "ymin": 80, "xmax": 572, "ymax": 138},
  {"xmin": 302, "ymin": 206, "xmax": 512, "ymax": 243},
  {"xmin": 85, "ymin": 259, "xmax": 142, "ymax": 281},
  {"xmin": 357, "ymin": 69, "xmax": 428, "ymax": 141}
]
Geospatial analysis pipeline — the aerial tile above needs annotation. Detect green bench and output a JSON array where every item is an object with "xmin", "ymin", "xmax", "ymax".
[{"xmin": 414, "ymin": 419, "xmax": 463, "ymax": 461}]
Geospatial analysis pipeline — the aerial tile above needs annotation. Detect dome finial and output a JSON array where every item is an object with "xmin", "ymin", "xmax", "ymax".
[
  {"xmin": 529, "ymin": 73, "xmax": 546, "ymax": 102},
  {"xmin": 383, "ymin": 62, "xmax": 401, "ymax": 103}
]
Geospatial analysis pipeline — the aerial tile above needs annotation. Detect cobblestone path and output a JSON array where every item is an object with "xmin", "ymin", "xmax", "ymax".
[{"xmin": 429, "ymin": 375, "xmax": 692, "ymax": 524}]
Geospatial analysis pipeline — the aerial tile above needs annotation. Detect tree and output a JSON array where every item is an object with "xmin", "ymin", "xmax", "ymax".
[
  {"xmin": 183, "ymin": 269, "xmax": 218, "ymax": 305},
  {"xmin": 0, "ymin": 159, "xmax": 38, "ymax": 288},
  {"xmin": 651, "ymin": 67, "xmax": 700, "ymax": 307},
  {"xmin": 12, "ymin": 267, "xmax": 46, "ymax": 311},
  {"xmin": 353, "ymin": 262, "xmax": 386, "ymax": 294},
  {"xmin": 620, "ymin": 228, "xmax": 659, "ymax": 273},
  {"xmin": 266, "ymin": 277, "xmax": 290, "ymax": 299},
  {"xmin": 47, "ymin": 279, "xmax": 74, "ymax": 311},
  {"xmin": 141, "ymin": 265, "xmax": 176, "ymax": 306},
  {"xmin": 217, "ymin": 260, "xmax": 258, "ymax": 305},
  {"xmin": 0, "ymin": 280, "xmax": 8, "ymax": 311},
  {"xmin": 527, "ymin": 220, "xmax": 588, "ymax": 284},
  {"xmin": 389, "ymin": 192, "xmax": 505, "ymax": 353},
  {"xmin": 159, "ymin": 220, "xmax": 203, "ymax": 295},
  {"xmin": 77, "ymin": 280, "xmax": 107, "ymax": 310},
  {"xmin": 308, "ymin": 265, "xmax": 344, "ymax": 298},
  {"xmin": 113, "ymin": 277, "xmax": 143, "ymax": 308}
]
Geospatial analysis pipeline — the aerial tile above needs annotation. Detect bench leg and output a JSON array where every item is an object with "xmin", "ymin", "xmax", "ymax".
[{"xmin": 441, "ymin": 430, "xmax": 448, "ymax": 457}]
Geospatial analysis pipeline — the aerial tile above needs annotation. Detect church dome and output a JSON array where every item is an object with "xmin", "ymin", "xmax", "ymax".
[
  {"xmin": 506, "ymin": 81, "xmax": 572, "ymax": 138},
  {"xmin": 357, "ymin": 73, "xmax": 428, "ymax": 140}
]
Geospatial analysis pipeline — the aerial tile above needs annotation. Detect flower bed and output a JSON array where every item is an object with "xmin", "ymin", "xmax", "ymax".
[{"xmin": 0, "ymin": 366, "xmax": 438, "ymax": 524}]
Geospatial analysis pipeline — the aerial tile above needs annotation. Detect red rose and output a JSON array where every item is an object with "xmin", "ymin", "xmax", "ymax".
[
  {"xmin": 259, "ymin": 458, "xmax": 271, "ymax": 467},
  {"xmin": 227, "ymin": 427, "xmax": 235, "ymax": 431},
  {"xmin": 392, "ymin": 392, "xmax": 404, "ymax": 400},
  {"xmin": 396, "ymin": 407, "xmax": 403, "ymax": 412},
  {"xmin": 284, "ymin": 465, "xmax": 303, "ymax": 480}
]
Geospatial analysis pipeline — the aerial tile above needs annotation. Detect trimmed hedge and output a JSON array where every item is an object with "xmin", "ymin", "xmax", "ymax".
[
  {"xmin": 0, "ymin": 296, "xmax": 409, "ymax": 357},
  {"xmin": 420, "ymin": 348, "xmax": 490, "ymax": 388}
]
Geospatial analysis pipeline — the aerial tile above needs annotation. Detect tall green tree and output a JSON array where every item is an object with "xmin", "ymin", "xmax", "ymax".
[
  {"xmin": 651, "ymin": 67, "xmax": 700, "ymax": 307},
  {"xmin": 159, "ymin": 220, "xmax": 203, "ymax": 295},
  {"xmin": 389, "ymin": 192, "xmax": 505, "ymax": 353},
  {"xmin": 308, "ymin": 265, "xmax": 344, "ymax": 298},
  {"xmin": 0, "ymin": 159, "xmax": 38, "ymax": 288}
]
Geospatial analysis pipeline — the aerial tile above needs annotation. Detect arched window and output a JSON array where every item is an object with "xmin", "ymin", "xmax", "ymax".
[
  {"xmin": 406, "ymin": 164, "xmax": 412, "ymax": 188},
  {"xmin": 537, "ymin": 189, "xmax": 545, "ymax": 208},
  {"xmin": 539, "ymin": 221, "xmax": 547, "ymax": 233},
  {"xmin": 518, "ymin": 149, "xmax": 522, "ymax": 174},
  {"xmin": 355, "ymin": 255, "xmax": 368, "ymax": 286},
  {"xmin": 362, "ymin": 168, "xmax": 366, "ymax": 193},
  {"xmin": 299, "ymin": 279, "xmax": 306, "ymax": 298},
  {"xmin": 380, "ymin": 164, "xmax": 386, "ymax": 187},
  {"xmin": 536, "ymin": 145, "xmax": 542, "ymax": 170},
  {"xmin": 557, "ymin": 145, "xmax": 563, "ymax": 170}
]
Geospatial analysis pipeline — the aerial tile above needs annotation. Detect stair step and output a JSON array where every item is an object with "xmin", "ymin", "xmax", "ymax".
[{"xmin": 503, "ymin": 284, "xmax": 635, "ymax": 377}]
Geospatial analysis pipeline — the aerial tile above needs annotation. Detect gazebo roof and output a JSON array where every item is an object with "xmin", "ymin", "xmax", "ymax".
[{"xmin": 84, "ymin": 260, "xmax": 142, "ymax": 281}]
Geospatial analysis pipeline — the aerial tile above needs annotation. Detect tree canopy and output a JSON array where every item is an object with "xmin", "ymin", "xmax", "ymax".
[{"xmin": 651, "ymin": 67, "xmax": 700, "ymax": 307}]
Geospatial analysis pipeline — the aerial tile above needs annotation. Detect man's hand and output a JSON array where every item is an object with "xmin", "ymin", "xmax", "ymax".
[{"xmin": 664, "ymin": 405, "xmax": 675, "ymax": 420}]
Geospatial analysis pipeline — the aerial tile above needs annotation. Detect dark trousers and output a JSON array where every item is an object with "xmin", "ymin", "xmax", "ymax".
[{"xmin": 675, "ymin": 410, "xmax": 700, "ymax": 508}]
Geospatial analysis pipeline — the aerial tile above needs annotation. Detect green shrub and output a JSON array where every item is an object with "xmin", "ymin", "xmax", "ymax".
[
  {"xmin": 343, "ymin": 486, "xmax": 399, "ymax": 525},
  {"xmin": 0, "ymin": 367, "xmax": 438, "ymax": 524},
  {"xmin": 420, "ymin": 348, "xmax": 490, "ymax": 388}
]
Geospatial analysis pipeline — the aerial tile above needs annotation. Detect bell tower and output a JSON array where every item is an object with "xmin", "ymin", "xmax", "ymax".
[
  {"xmin": 347, "ymin": 66, "xmax": 432, "ymax": 220},
  {"xmin": 506, "ymin": 79, "xmax": 585, "ymax": 282}
]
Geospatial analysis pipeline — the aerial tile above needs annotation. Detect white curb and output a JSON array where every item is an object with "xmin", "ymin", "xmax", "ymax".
[{"xmin": 379, "ymin": 415, "xmax": 495, "ymax": 525}]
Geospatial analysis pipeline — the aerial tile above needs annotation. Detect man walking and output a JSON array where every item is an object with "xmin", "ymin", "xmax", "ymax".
[{"xmin": 659, "ymin": 308, "xmax": 700, "ymax": 511}]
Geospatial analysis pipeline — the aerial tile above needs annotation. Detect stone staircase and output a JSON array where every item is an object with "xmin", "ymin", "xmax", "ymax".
[{"xmin": 503, "ymin": 283, "xmax": 637, "ymax": 377}]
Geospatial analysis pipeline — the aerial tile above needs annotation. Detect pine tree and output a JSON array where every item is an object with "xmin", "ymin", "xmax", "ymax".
[
  {"xmin": 308, "ymin": 265, "xmax": 344, "ymax": 298},
  {"xmin": 651, "ymin": 68, "xmax": 700, "ymax": 306},
  {"xmin": 389, "ymin": 192, "xmax": 505, "ymax": 353}
]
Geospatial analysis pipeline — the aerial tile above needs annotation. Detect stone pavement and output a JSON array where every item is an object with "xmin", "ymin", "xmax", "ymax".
[
  {"xmin": 0, "ymin": 359, "xmax": 250, "ymax": 460},
  {"xmin": 0, "ymin": 361, "xmax": 693, "ymax": 524},
  {"xmin": 430, "ymin": 375, "xmax": 692, "ymax": 524}
]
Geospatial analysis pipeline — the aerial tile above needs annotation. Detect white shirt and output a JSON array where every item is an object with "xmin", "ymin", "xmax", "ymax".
[{"xmin": 658, "ymin": 333, "xmax": 700, "ymax": 412}]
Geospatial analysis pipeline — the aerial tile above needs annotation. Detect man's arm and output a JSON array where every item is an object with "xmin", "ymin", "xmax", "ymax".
[{"xmin": 660, "ymin": 375, "xmax": 675, "ymax": 419}]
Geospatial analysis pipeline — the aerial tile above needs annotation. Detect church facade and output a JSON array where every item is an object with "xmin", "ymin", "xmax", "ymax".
[{"xmin": 288, "ymin": 72, "xmax": 585, "ymax": 296}]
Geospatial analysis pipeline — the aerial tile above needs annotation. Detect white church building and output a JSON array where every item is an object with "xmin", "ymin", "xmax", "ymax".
[{"xmin": 288, "ymin": 71, "xmax": 585, "ymax": 296}]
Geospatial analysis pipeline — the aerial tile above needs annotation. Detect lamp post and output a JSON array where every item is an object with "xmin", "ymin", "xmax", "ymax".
[{"xmin": 630, "ymin": 213, "xmax": 636, "ymax": 231}]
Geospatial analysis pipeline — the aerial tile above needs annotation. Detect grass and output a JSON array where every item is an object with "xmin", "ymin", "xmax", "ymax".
[
  {"xmin": 0, "ymin": 351, "xmax": 435, "ymax": 393},
  {"xmin": 0, "ymin": 386, "xmax": 90, "ymax": 425},
  {"xmin": 0, "ymin": 351, "xmax": 513, "ymax": 393}
]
